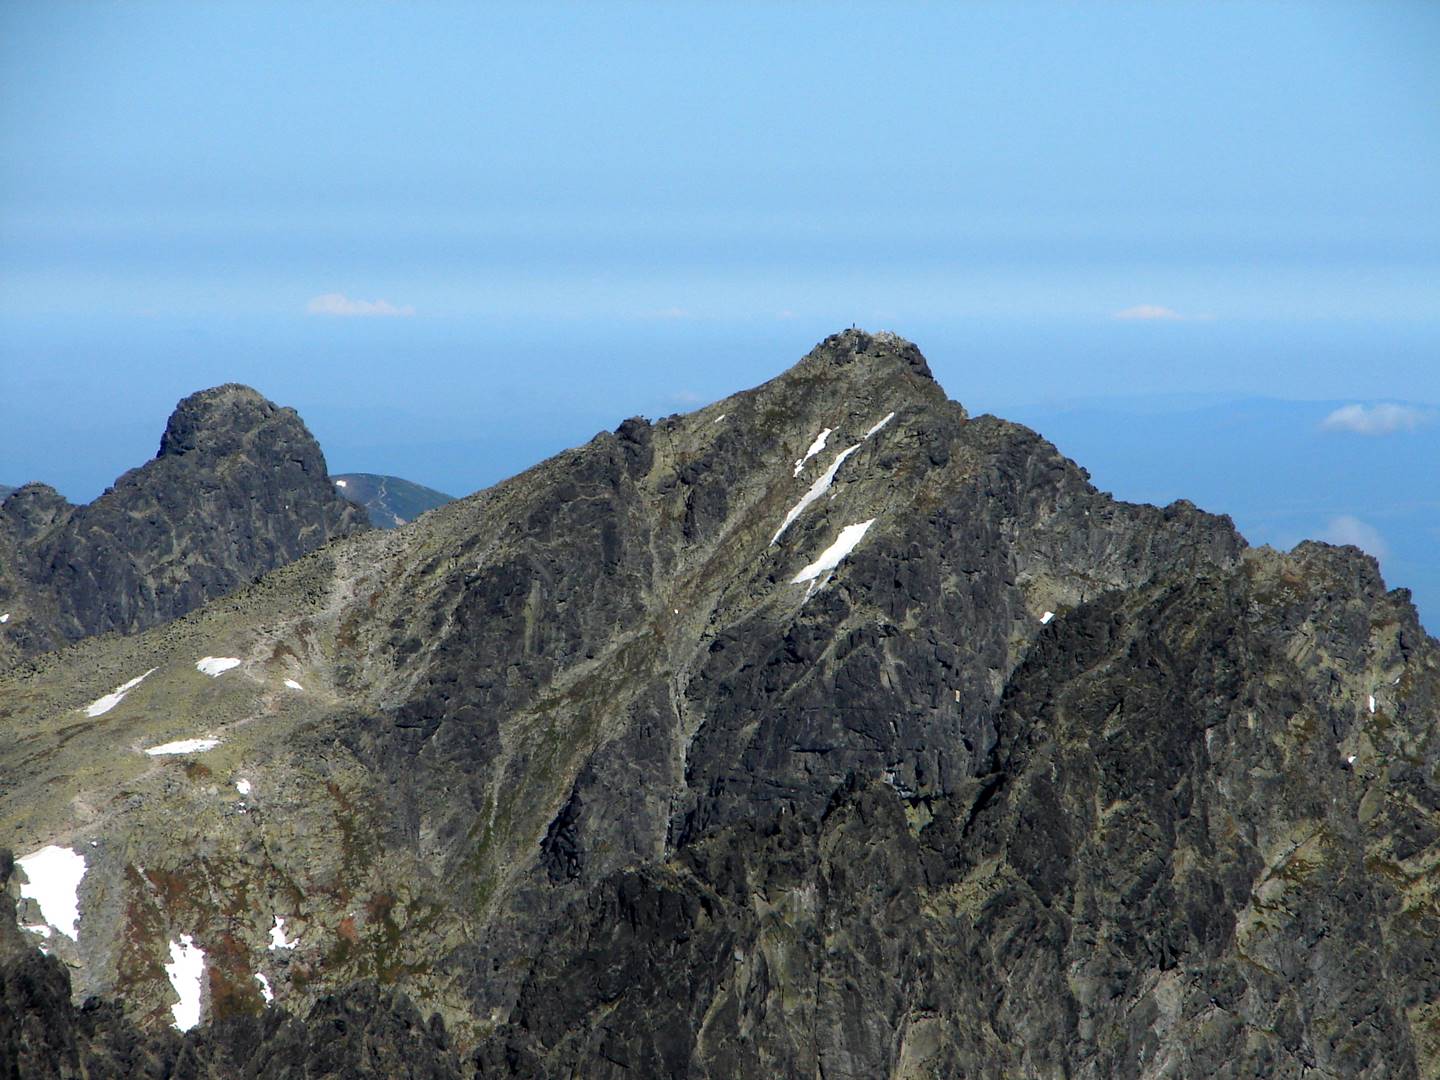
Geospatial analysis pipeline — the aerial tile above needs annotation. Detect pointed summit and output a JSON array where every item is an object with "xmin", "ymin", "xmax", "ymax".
[
  {"xmin": 5, "ymin": 332, "xmax": 1433, "ymax": 1078},
  {"xmin": 799, "ymin": 327, "xmax": 937, "ymax": 384},
  {"xmin": 158, "ymin": 383, "xmax": 290, "ymax": 459},
  {"xmin": 0, "ymin": 385, "xmax": 366, "ymax": 665}
]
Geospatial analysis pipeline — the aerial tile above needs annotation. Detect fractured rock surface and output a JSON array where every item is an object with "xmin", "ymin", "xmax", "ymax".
[
  {"xmin": 0, "ymin": 384, "xmax": 367, "ymax": 670},
  {"xmin": 2, "ymin": 331, "xmax": 1436, "ymax": 1078}
]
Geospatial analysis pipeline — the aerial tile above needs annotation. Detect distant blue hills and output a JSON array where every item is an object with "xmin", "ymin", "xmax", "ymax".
[{"xmin": 330, "ymin": 473, "xmax": 454, "ymax": 529}]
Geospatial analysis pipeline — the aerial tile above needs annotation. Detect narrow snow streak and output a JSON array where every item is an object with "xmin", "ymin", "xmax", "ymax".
[
  {"xmin": 772, "ymin": 444, "xmax": 862, "ymax": 544},
  {"xmin": 792, "ymin": 519, "xmax": 876, "ymax": 584},
  {"xmin": 283, "ymin": 678, "xmax": 304, "ymax": 690},
  {"xmin": 793, "ymin": 428, "xmax": 832, "ymax": 476},
  {"xmin": 16, "ymin": 846, "xmax": 87, "ymax": 940},
  {"xmin": 1368, "ymin": 694, "xmax": 1376, "ymax": 714},
  {"xmin": 84, "ymin": 669, "xmax": 157, "ymax": 717},
  {"xmin": 713, "ymin": 414, "xmax": 726, "ymax": 424},
  {"xmin": 165, "ymin": 935, "xmax": 206, "ymax": 1031},
  {"xmin": 255, "ymin": 972, "xmax": 274, "ymax": 1004},
  {"xmin": 145, "ymin": 738, "xmax": 220, "ymax": 757},
  {"xmin": 865, "ymin": 412, "xmax": 896, "ymax": 438},
  {"xmin": 270, "ymin": 915, "xmax": 298, "ymax": 950},
  {"xmin": 23, "ymin": 924, "xmax": 52, "ymax": 938},
  {"xmin": 196, "ymin": 657, "xmax": 241, "ymax": 677}
]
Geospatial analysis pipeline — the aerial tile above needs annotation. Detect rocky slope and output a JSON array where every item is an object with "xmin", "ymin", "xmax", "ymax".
[
  {"xmin": 330, "ymin": 473, "xmax": 454, "ymax": 529},
  {"xmin": 2, "ymin": 331, "xmax": 1436, "ymax": 1078},
  {"xmin": 0, "ymin": 385, "xmax": 368, "ymax": 671}
]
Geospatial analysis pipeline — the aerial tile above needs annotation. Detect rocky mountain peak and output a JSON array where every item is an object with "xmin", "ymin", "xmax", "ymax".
[
  {"xmin": 800, "ymin": 326, "xmax": 938, "ymax": 383},
  {"xmin": 157, "ymin": 382, "xmax": 291, "ymax": 459},
  {"xmin": 0, "ymin": 483, "xmax": 73, "ymax": 541},
  {"xmin": 0, "ymin": 385, "xmax": 366, "ymax": 668},
  {"xmin": 2, "ymin": 332, "xmax": 1437, "ymax": 1078}
]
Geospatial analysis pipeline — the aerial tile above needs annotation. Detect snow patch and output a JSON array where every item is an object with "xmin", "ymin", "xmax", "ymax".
[
  {"xmin": 145, "ymin": 738, "xmax": 220, "ymax": 757},
  {"xmin": 334, "ymin": 479, "xmax": 348, "ymax": 488},
  {"xmin": 164, "ymin": 935, "xmax": 205, "ymax": 1031},
  {"xmin": 772, "ymin": 444, "xmax": 862, "ymax": 544},
  {"xmin": 255, "ymin": 972, "xmax": 274, "ymax": 1004},
  {"xmin": 283, "ymin": 678, "xmax": 304, "ymax": 690},
  {"xmin": 1368, "ymin": 694, "xmax": 1376, "ymax": 714},
  {"xmin": 22, "ymin": 923, "xmax": 52, "ymax": 938},
  {"xmin": 793, "ymin": 428, "xmax": 832, "ymax": 477},
  {"xmin": 236, "ymin": 778, "xmax": 252, "ymax": 797},
  {"xmin": 0, "ymin": 613, "xmax": 9, "ymax": 623},
  {"xmin": 865, "ymin": 412, "xmax": 896, "ymax": 438},
  {"xmin": 269, "ymin": 915, "xmax": 298, "ymax": 950},
  {"xmin": 84, "ymin": 668, "xmax": 157, "ymax": 717},
  {"xmin": 792, "ymin": 519, "xmax": 876, "ymax": 584},
  {"xmin": 196, "ymin": 656, "xmax": 241, "ymax": 677},
  {"xmin": 1040, "ymin": 611, "xmax": 1055, "ymax": 625},
  {"xmin": 16, "ymin": 845, "xmax": 87, "ymax": 940}
]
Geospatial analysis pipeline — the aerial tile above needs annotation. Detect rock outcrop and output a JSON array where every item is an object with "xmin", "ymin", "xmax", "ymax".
[
  {"xmin": 2, "ymin": 332, "xmax": 1435, "ymax": 1078},
  {"xmin": 0, "ymin": 385, "xmax": 368, "ymax": 670}
]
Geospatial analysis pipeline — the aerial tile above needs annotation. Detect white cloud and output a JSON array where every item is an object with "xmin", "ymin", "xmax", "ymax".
[
  {"xmin": 306, "ymin": 293, "xmax": 415, "ymax": 318},
  {"xmin": 1113, "ymin": 304, "xmax": 1185, "ymax": 321},
  {"xmin": 1320, "ymin": 403, "xmax": 1432, "ymax": 436},
  {"xmin": 1320, "ymin": 515, "xmax": 1388, "ymax": 559}
]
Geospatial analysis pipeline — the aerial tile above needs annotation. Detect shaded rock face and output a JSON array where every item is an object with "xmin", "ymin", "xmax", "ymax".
[
  {"xmin": 480, "ymin": 545, "xmax": 1437, "ymax": 1079},
  {"xmin": 3, "ymin": 331, "xmax": 1438, "ymax": 1078},
  {"xmin": 0, "ymin": 384, "xmax": 367, "ymax": 667}
]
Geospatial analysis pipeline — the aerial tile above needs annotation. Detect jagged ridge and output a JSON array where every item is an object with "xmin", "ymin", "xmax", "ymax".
[
  {"xmin": 2, "ymin": 331, "xmax": 1437, "ymax": 1078},
  {"xmin": 0, "ymin": 385, "xmax": 368, "ymax": 670}
]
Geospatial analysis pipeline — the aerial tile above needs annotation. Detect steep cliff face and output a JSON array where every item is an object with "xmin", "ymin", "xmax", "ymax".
[
  {"xmin": 0, "ymin": 384, "xmax": 368, "ymax": 670},
  {"xmin": 2, "ymin": 332, "xmax": 1436, "ymax": 1078}
]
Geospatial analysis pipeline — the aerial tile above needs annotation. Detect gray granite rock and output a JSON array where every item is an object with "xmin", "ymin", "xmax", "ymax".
[
  {"xmin": 0, "ymin": 384, "xmax": 367, "ymax": 670},
  {"xmin": 3, "ymin": 331, "xmax": 1435, "ymax": 1078}
]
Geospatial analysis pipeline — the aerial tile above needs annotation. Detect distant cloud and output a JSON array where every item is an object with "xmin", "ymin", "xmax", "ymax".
[
  {"xmin": 1112, "ymin": 304, "xmax": 1185, "ymax": 321},
  {"xmin": 1320, "ymin": 515, "xmax": 1389, "ymax": 559},
  {"xmin": 1320, "ymin": 403, "xmax": 1432, "ymax": 436},
  {"xmin": 306, "ymin": 293, "xmax": 415, "ymax": 318}
]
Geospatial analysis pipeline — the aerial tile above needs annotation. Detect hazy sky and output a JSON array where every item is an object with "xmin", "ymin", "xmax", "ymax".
[{"xmin": 3, "ymin": 3, "xmax": 1439, "ymax": 610}]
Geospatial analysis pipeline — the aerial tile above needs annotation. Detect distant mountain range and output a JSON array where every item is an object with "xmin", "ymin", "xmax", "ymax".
[
  {"xmin": 330, "ymin": 473, "xmax": 453, "ymax": 529},
  {"xmin": 4, "ymin": 330, "xmax": 1436, "ymax": 1077}
]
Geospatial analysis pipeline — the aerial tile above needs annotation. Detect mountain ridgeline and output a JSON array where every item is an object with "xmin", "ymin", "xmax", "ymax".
[
  {"xmin": 330, "ymin": 473, "xmax": 454, "ymax": 529},
  {"xmin": 2, "ymin": 331, "xmax": 1437, "ymax": 1078},
  {"xmin": 0, "ymin": 384, "xmax": 368, "ymax": 671}
]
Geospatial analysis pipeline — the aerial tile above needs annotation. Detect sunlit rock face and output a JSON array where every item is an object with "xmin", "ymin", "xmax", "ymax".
[{"xmin": 4, "ymin": 331, "xmax": 1437, "ymax": 1078}]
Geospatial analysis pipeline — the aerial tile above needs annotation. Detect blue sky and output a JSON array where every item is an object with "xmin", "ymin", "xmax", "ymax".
[{"xmin": 3, "ymin": 3, "xmax": 1439, "ymax": 614}]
